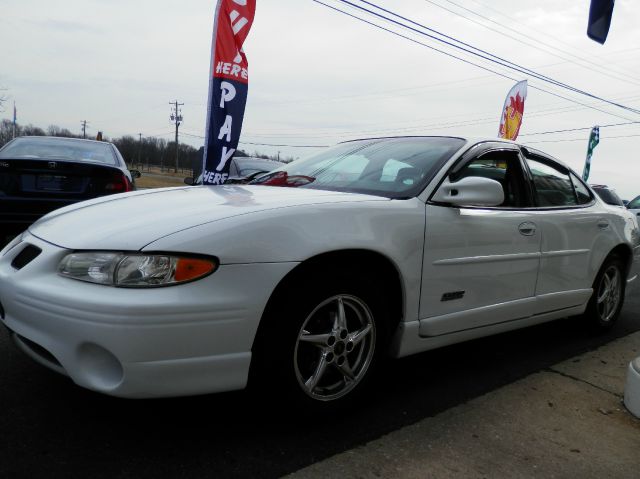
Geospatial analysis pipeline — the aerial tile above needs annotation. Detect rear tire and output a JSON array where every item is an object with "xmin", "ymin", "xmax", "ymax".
[
  {"xmin": 250, "ymin": 268, "xmax": 391, "ymax": 411},
  {"xmin": 583, "ymin": 255, "xmax": 626, "ymax": 332}
]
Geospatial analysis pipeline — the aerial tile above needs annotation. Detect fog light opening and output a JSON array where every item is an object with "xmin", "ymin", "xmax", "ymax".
[{"xmin": 77, "ymin": 343, "xmax": 124, "ymax": 391}]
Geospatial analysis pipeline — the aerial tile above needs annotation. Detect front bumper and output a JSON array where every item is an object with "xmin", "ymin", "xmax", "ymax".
[{"xmin": 0, "ymin": 233, "xmax": 297, "ymax": 398}]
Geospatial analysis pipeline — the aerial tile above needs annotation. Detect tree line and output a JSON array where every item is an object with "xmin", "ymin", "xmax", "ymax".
[{"xmin": 0, "ymin": 120, "xmax": 295, "ymax": 174}]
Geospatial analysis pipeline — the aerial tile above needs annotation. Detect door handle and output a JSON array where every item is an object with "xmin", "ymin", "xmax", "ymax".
[
  {"xmin": 518, "ymin": 222, "xmax": 537, "ymax": 236},
  {"xmin": 597, "ymin": 220, "xmax": 610, "ymax": 230}
]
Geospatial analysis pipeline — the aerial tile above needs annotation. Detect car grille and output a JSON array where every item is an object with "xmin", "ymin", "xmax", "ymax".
[{"xmin": 11, "ymin": 244, "xmax": 42, "ymax": 270}]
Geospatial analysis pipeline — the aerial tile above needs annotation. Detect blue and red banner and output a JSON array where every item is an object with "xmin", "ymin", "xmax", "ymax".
[{"xmin": 202, "ymin": 0, "xmax": 256, "ymax": 185}]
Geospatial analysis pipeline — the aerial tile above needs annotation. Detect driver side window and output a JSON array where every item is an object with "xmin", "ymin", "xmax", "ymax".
[{"xmin": 453, "ymin": 151, "xmax": 528, "ymax": 207}]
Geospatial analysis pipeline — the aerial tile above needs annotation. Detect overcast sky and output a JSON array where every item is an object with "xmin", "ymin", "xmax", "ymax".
[{"xmin": 1, "ymin": 0, "xmax": 639, "ymax": 198}]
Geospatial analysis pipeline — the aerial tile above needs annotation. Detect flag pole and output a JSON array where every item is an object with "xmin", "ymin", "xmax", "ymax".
[{"xmin": 12, "ymin": 101, "xmax": 16, "ymax": 139}]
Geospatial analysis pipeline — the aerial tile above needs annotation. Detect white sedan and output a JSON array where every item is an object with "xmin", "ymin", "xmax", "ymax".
[{"xmin": 1, "ymin": 136, "xmax": 638, "ymax": 406}]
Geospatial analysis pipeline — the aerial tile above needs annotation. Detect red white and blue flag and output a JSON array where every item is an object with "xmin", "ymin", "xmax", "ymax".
[{"xmin": 202, "ymin": 0, "xmax": 256, "ymax": 185}]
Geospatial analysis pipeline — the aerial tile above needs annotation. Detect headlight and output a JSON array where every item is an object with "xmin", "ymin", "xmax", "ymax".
[{"xmin": 58, "ymin": 252, "xmax": 218, "ymax": 287}]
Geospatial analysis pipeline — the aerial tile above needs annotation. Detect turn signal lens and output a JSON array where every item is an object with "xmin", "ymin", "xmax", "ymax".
[
  {"xmin": 58, "ymin": 252, "xmax": 217, "ymax": 287},
  {"xmin": 175, "ymin": 258, "xmax": 216, "ymax": 282}
]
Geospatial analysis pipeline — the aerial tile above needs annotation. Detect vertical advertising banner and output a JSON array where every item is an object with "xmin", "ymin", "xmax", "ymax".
[
  {"xmin": 202, "ymin": 0, "xmax": 256, "ymax": 185},
  {"xmin": 498, "ymin": 80, "xmax": 527, "ymax": 141},
  {"xmin": 582, "ymin": 126, "xmax": 600, "ymax": 181}
]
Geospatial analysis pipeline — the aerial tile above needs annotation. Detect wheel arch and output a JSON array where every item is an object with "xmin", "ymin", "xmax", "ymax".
[
  {"xmin": 607, "ymin": 243, "xmax": 633, "ymax": 277},
  {"xmin": 251, "ymin": 249, "xmax": 405, "ymax": 353}
]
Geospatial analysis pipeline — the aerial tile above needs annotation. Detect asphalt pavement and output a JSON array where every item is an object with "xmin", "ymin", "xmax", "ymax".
[
  {"xmin": 0, "ymin": 282, "xmax": 639, "ymax": 478},
  {"xmin": 289, "ymin": 331, "xmax": 640, "ymax": 478}
]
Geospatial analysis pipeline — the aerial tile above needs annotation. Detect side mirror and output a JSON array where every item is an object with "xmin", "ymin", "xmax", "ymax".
[
  {"xmin": 130, "ymin": 170, "xmax": 141, "ymax": 179},
  {"xmin": 432, "ymin": 176, "xmax": 504, "ymax": 207},
  {"xmin": 184, "ymin": 177, "xmax": 195, "ymax": 186}
]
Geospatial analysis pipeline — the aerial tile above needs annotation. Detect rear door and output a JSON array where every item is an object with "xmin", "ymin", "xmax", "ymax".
[{"xmin": 521, "ymin": 154, "xmax": 609, "ymax": 314}]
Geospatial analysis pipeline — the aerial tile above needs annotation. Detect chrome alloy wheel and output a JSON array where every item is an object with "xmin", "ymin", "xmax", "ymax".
[
  {"xmin": 596, "ymin": 265, "xmax": 622, "ymax": 322},
  {"xmin": 294, "ymin": 294, "xmax": 376, "ymax": 401}
]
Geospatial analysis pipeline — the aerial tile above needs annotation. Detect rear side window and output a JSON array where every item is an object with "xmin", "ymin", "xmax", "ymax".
[{"xmin": 526, "ymin": 158, "xmax": 577, "ymax": 207}]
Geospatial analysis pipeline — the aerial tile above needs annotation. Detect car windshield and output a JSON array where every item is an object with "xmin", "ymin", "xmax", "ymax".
[
  {"xmin": 250, "ymin": 137, "xmax": 466, "ymax": 198},
  {"xmin": 0, "ymin": 137, "xmax": 117, "ymax": 165}
]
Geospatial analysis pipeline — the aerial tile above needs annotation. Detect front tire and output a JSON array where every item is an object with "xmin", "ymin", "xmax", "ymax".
[
  {"xmin": 250, "ymin": 269, "xmax": 390, "ymax": 410},
  {"xmin": 293, "ymin": 293, "xmax": 377, "ymax": 402}
]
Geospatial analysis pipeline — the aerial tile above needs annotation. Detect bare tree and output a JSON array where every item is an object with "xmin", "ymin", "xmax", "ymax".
[
  {"xmin": 47, "ymin": 125, "xmax": 76, "ymax": 137},
  {"xmin": 0, "ymin": 119, "xmax": 15, "ymax": 147},
  {"xmin": 21, "ymin": 124, "xmax": 46, "ymax": 136},
  {"xmin": 0, "ymin": 87, "xmax": 7, "ymax": 113}
]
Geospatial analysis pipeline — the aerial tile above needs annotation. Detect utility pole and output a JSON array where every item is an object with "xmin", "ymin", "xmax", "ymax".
[
  {"xmin": 169, "ymin": 101, "xmax": 183, "ymax": 173},
  {"xmin": 138, "ymin": 133, "xmax": 143, "ymax": 170},
  {"xmin": 81, "ymin": 120, "xmax": 89, "ymax": 139},
  {"xmin": 12, "ymin": 101, "xmax": 16, "ymax": 139}
]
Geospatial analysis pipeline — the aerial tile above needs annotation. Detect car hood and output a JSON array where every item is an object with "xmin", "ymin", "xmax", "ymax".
[{"xmin": 29, "ymin": 185, "xmax": 388, "ymax": 250}]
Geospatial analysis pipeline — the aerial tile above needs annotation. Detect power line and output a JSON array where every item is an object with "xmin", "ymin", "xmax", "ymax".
[
  {"xmin": 240, "ymin": 93, "xmax": 640, "ymax": 139},
  {"xmin": 467, "ymin": 0, "xmax": 640, "ymax": 79},
  {"xmin": 181, "ymin": 131, "xmax": 329, "ymax": 148},
  {"xmin": 524, "ymin": 133, "xmax": 640, "ymax": 145},
  {"xmin": 520, "ymin": 121, "xmax": 640, "ymax": 137},
  {"xmin": 312, "ymin": 0, "xmax": 636, "ymax": 122},
  {"xmin": 180, "ymin": 131, "xmax": 205, "ymax": 139},
  {"xmin": 426, "ymin": 0, "xmax": 640, "ymax": 86},
  {"xmin": 343, "ymin": 0, "xmax": 640, "ymax": 115},
  {"xmin": 239, "ymin": 141, "xmax": 330, "ymax": 148}
]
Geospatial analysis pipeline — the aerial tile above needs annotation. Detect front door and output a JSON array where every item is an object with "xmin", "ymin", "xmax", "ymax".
[{"xmin": 419, "ymin": 148, "xmax": 541, "ymax": 336}]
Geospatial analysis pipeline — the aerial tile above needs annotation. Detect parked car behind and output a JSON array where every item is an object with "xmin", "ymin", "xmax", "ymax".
[
  {"xmin": 628, "ymin": 195, "xmax": 640, "ymax": 218},
  {"xmin": 590, "ymin": 184, "xmax": 625, "ymax": 207},
  {"xmin": 1, "ymin": 136, "xmax": 638, "ymax": 409},
  {"xmin": 185, "ymin": 157, "xmax": 281, "ymax": 185},
  {"xmin": 0, "ymin": 136, "xmax": 140, "ymax": 246}
]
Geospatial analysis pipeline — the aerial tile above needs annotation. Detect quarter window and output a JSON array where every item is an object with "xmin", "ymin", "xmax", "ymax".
[
  {"xmin": 526, "ymin": 158, "xmax": 577, "ymax": 207},
  {"xmin": 570, "ymin": 173, "xmax": 593, "ymax": 205}
]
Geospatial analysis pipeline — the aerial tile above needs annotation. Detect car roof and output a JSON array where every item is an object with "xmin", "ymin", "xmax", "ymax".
[
  {"xmin": 12, "ymin": 136, "xmax": 115, "ymax": 147},
  {"xmin": 336, "ymin": 136, "xmax": 575, "ymax": 170}
]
